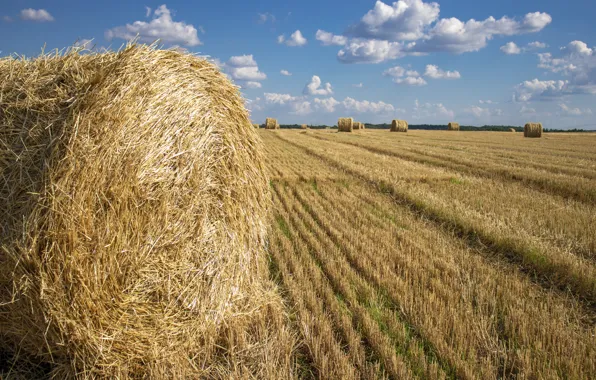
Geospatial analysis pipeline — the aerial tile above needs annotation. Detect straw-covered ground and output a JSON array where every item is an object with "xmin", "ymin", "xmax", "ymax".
[{"xmin": 263, "ymin": 129, "xmax": 596, "ymax": 379}]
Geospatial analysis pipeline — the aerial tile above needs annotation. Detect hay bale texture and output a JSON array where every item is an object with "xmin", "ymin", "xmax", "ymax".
[
  {"xmin": 509, "ymin": 128, "xmax": 516, "ymax": 132},
  {"xmin": 301, "ymin": 124, "xmax": 308, "ymax": 129},
  {"xmin": 390, "ymin": 119, "xmax": 408, "ymax": 132},
  {"xmin": 253, "ymin": 123, "xmax": 260, "ymax": 128},
  {"xmin": 353, "ymin": 122, "xmax": 364, "ymax": 130},
  {"xmin": 448, "ymin": 122, "xmax": 460, "ymax": 131},
  {"xmin": 338, "ymin": 117, "xmax": 354, "ymax": 132},
  {"xmin": 265, "ymin": 117, "xmax": 279, "ymax": 129},
  {"xmin": 524, "ymin": 123, "xmax": 543, "ymax": 138},
  {"xmin": 0, "ymin": 44, "xmax": 292, "ymax": 378}
]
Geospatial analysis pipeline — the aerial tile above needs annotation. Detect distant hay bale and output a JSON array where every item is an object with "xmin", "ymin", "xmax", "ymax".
[
  {"xmin": 524, "ymin": 122, "xmax": 543, "ymax": 138},
  {"xmin": 390, "ymin": 119, "xmax": 408, "ymax": 132},
  {"xmin": 301, "ymin": 124, "xmax": 308, "ymax": 129},
  {"xmin": 0, "ymin": 44, "xmax": 291, "ymax": 377},
  {"xmin": 265, "ymin": 117, "xmax": 279, "ymax": 129},
  {"xmin": 338, "ymin": 117, "xmax": 354, "ymax": 132},
  {"xmin": 353, "ymin": 122, "xmax": 365, "ymax": 130},
  {"xmin": 253, "ymin": 123, "xmax": 260, "ymax": 128},
  {"xmin": 448, "ymin": 122, "xmax": 460, "ymax": 131},
  {"xmin": 509, "ymin": 128, "xmax": 516, "ymax": 132}
]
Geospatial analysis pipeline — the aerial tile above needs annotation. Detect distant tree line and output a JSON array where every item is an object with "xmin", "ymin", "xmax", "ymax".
[{"xmin": 274, "ymin": 124, "xmax": 594, "ymax": 132}]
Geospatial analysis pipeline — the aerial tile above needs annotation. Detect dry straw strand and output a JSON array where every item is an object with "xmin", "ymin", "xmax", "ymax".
[
  {"xmin": 338, "ymin": 117, "xmax": 353, "ymax": 132},
  {"xmin": 390, "ymin": 119, "xmax": 408, "ymax": 132},
  {"xmin": 448, "ymin": 122, "xmax": 460, "ymax": 131},
  {"xmin": 0, "ymin": 43, "xmax": 295, "ymax": 378},
  {"xmin": 524, "ymin": 122, "xmax": 543, "ymax": 138}
]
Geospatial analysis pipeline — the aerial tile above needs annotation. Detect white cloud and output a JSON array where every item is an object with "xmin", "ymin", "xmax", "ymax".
[
  {"xmin": 424, "ymin": 64, "xmax": 460, "ymax": 79},
  {"xmin": 527, "ymin": 41, "xmax": 547, "ymax": 49},
  {"xmin": 501, "ymin": 41, "xmax": 548, "ymax": 54},
  {"xmin": 338, "ymin": 39, "xmax": 404, "ymax": 63},
  {"xmin": 519, "ymin": 105, "xmax": 537, "ymax": 114},
  {"xmin": 244, "ymin": 81, "xmax": 262, "ymax": 89},
  {"xmin": 280, "ymin": 69, "xmax": 292, "ymax": 76},
  {"xmin": 347, "ymin": 0, "xmax": 440, "ymax": 41},
  {"xmin": 20, "ymin": 8, "xmax": 54, "ymax": 22},
  {"xmin": 316, "ymin": 30, "xmax": 348, "ymax": 46},
  {"xmin": 393, "ymin": 76, "xmax": 427, "ymax": 85},
  {"xmin": 198, "ymin": 26, "xmax": 205, "ymax": 34},
  {"xmin": 105, "ymin": 5, "xmax": 201, "ymax": 46},
  {"xmin": 264, "ymin": 93, "xmax": 301, "ymax": 105},
  {"xmin": 479, "ymin": 100, "xmax": 497, "ymax": 104},
  {"xmin": 222, "ymin": 55, "xmax": 267, "ymax": 88},
  {"xmin": 501, "ymin": 42, "xmax": 521, "ymax": 55},
  {"xmin": 409, "ymin": 12, "xmax": 552, "ymax": 54},
  {"xmin": 2, "ymin": 16, "xmax": 13, "ymax": 22},
  {"xmin": 228, "ymin": 55, "xmax": 258, "ymax": 67},
  {"xmin": 342, "ymin": 97, "xmax": 395, "ymax": 113},
  {"xmin": 383, "ymin": 65, "xmax": 426, "ymax": 85},
  {"xmin": 314, "ymin": 97, "xmax": 341, "ymax": 112},
  {"xmin": 413, "ymin": 99, "xmax": 454, "ymax": 119},
  {"xmin": 278, "ymin": 30, "xmax": 307, "ymax": 47},
  {"xmin": 464, "ymin": 105, "xmax": 503, "ymax": 118},
  {"xmin": 353, "ymin": 83, "xmax": 364, "ymax": 88},
  {"xmin": 537, "ymin": 40, "xmax": 596, "ymax": 95},
  {"xmin": 513, "ymin": 79, "xmax": 569, "ymax": 102},
  {"xmin": 303, "ymin": 75, "xmax": 333, "ymax": 95},
  {"xmin": 145, "ymin": 6, "xmax": 152, "ymax": 17},
  {"xmin": 263, "ymin": 93, "xmax": 312, "ymax": 115},
  {"xmin": 258, "ymin": 12, "xmax": 276, "ymax": 24},
  {"xmin": 558, "ymin": 103, "xmax": 592, "ymax": 116},
  {"xmin": 291, "ymin": 101, "xmax": 313, "ymax": 115}
]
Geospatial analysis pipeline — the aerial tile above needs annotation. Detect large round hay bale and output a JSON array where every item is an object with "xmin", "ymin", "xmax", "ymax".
[
  {"xmin": 265, "ymin": 117, "xmax": 279, "ymax": 129},
  {"xmin": 301, "ymin": 123, "xmax": 308, "ymax": 129},
  {"xmin": 448, "ymin": 122, "xmax": 460, "ymax": 131},
  {"xmin": 353, "ymin": 122, "xmax": 364, "ymax": 130},
  {"xmin": 0, "ymin": 44, "xmax": 287, "ymax": 377},
  {"xmin": 509, "ymin": 128, "xmax": 516, "ymax": 132},
  {"xmin": 524, "ymin": 122, "xmax": 543, "ymax": 138},
  {"xmin": 338, "ymin": 117, "xmax": 353, "ymax": 132},
  {"xmin": 390, "ymin": 119, "xmax": 408, "ymax": 132}
]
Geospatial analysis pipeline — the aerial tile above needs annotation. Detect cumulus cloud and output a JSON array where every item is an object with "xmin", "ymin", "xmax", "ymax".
[
  {"xmin": 105, "ymin": 5, "xmax": 201, "ymax": 46},
  {"xmin": 347, "ymin": 0, "xmax": 440, "ymax": 41},
  {"xmin": 291, "ymin": 101, "xmax": 313, "ymax": 115},
  {"xmin": 145, "ymin": 6, "xmax": 152, "ymax": 17},
  {"xmin": 264, "ymin": 93, "xmax": 301, "ymax": 105},
  {"xmin": 244, "ymin": 81, "xmax": 262, "ymax": 89},
  {"xmin": 558, "ymin": 103, "xmax": 592, "ymax": 116},
  {"xmin": 464, "ymin": 105, "xmax": 503, "ymax": 118},
  {"xmin": 537, "ymin": 40, "xmax": 596, "ymax": 94},
  {"xmin": 280, "ymin": 69, "xmax": 292, "ymax": 76},
  {"xmin": 303, "ymin": 75, "xmax": 333, "ymax": 95},
  {"xmin": 278, "ymin": 30, "xmax": 307, "ymax": 46},
  {"xmin": 501, "ymin": 40, "xmax": 548, "ymax": 54},
  {"xmin": 519, "ymin": 105, "xmax": 537, "ymax": 114},
  {"xmin": 413, "ymin": 99, "xmax": 454, "ymax": 119},
  {"xmin": 321, "ymin": 1, "xmax": 552, "ymax": 63},
  {"xmin": 258, "ymin": 12, "xmax": 276, "ymax": 24},
  {"xmin": 513, "ymin": 79, "xmax": 569, "ymax": 102},
  {"xmin": 424, "ymin": 64, "xmax": 460, "ymax": 79},
  {"xmin": 263, "ymin": 93, "xmax": 312, "ymax": 115},
  {"xmin": 314, "ymin": 97, "xmax": 341, "ymax": 112},
  {"xmin": 316, "ymin": 30, "xmax": 348, "ymax": 46},
  {"xmin": 20, "ymin": 8, "xmax": 54, "ymax": 22},
  {"xmin": 501, "ymin": 42, "xmax": 521, "ymax": 55},
  {"xmin": 383, "ymin": 65, "xmax": 426, "ymax": 85},
  {"xmin": 342, "ymin": 97, "xmax": 395, "ymax": 113},
  {"xmin": 338, "ymin": 39, "xmax": 405, "ymax": 63},
  {"xmin": 222, "ymin": 55, "xmax": 267, "ymax": 88}
]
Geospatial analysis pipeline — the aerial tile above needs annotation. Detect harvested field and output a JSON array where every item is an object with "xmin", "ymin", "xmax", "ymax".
[{"xmin": 262, "ymin": 129, "xmax": 596, "ymax": 379}]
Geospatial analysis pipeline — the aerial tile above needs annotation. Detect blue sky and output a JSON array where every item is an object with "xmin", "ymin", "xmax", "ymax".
[{"xmin": 2, "ymin": 1, "xmax": 595, "ymax": 128}]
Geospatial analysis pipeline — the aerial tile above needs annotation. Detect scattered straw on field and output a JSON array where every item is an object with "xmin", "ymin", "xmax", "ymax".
[
  {"xmin": 338, "ymin": 117, "xmax": 354, "ymax": 132},
  {"xmin": 0, "ymin": 43, "xmax": 295, "ymax": 378},
  {"xmin": 390, "ymin": 119, "xmax": 408, "ymax": 132},
  {"xmin": 448, "ymin": 122, "xmax": 460, "ymax": 131},
  {"xmin": 524, "ymin": 123, "xmax": 543, "ymax": 138}
]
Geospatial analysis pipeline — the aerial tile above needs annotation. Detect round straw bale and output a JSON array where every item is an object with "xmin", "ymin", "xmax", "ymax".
[
  {"xmin": 524, "ymin": 122, "xmax": 543, "ymax": 138},
  {"xmin": 509, "ymin": 128, "xmax": 516, "ymax": 132},
  {"xmin": 301, "ymin": 124, "xmax": 308, "ymax": 129},
  {"xmin": 448, "ymin": 122, "xmax": 460, "ymax": 131},
  {"xmin": 0, "ymin": 44, "xmax": 285, "ymax": 377},
  {"xmin": 390, "ymin": 119, "xmax": 408, "ymax": 132},
  {"xmin": 253, "ymin": 123, "xmax": 260, "ymax": 128},
  {"xmin": 265, "ymin": 117, "xmax": 279, "ymax": 129},
  {"xmin": 338, "ymin": 117, "xmax": 354, "ymax": 132}
]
